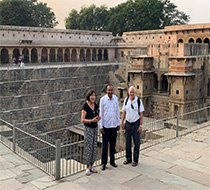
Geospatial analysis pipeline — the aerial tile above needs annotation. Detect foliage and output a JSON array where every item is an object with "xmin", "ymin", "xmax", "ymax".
[
  {"xmin": 65, "ymin": 0, "xmax": 190, "ymax": 35},
  {"xmin": 161, "ymin": 0, "xmax": 190, "ymax": 27},
  {"xmin": 107, "ymin": 0, "xmax": 164, "ymax": 35},
  {"xmin": 0, "ymin": 0, "xmax": 58, "ymax": 28},
  {"xmin": 65, "ymin": 4, "xmax": 108, "ymax": 31}
]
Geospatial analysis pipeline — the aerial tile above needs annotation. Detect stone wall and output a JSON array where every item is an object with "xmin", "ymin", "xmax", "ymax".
[
  {"xmin": 0, "ymin": 25, "xmax": 114, "ymax": 46},
  {"xmin": 0, "ymin": 65, "xmax": 120, "ymax": 136}
]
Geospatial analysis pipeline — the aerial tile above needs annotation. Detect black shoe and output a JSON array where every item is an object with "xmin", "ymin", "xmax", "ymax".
[
  {"xmin": 101, "ymin": 164, "xmax": 106, "ymax": 171},
  {"xmin": 110, "ymin": 162, "xmax": 118, "ymax": 167}
]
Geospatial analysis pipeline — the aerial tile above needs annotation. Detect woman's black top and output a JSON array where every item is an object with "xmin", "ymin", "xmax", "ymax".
[{"xmin": 82, "ymin": 102, "xmax": 99, "ymax": 128}]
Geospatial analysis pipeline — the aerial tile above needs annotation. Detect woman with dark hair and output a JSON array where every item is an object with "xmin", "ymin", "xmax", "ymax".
[{"xmin": 81, "ymin": 89, "xmax": 101, "ymax": 176}]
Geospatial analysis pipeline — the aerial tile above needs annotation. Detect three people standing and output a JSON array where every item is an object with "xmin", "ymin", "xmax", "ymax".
[{"xmin": 81, "ymin": 85, "xmax": 144, "ymax": 175}]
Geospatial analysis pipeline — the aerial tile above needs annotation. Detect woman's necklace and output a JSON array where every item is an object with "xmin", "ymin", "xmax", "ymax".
[{"xmin": 87, "ymin": 101, "xmax": 94, "ymax": 110}]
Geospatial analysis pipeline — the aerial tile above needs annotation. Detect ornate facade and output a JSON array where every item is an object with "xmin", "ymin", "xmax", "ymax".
[
  {"xmin": 1, "ymin": 23, "xmax": 210, "ymax": 118},
  {"xmin": 0, "ymin": 25, "xmax": 117, "ymax": 64},
  {"xmin": 118, "ymin": 23, "xmax": 210, "ymax": 118}
]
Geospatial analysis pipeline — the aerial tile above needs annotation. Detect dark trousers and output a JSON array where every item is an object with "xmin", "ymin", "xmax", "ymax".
[
  {"xmin": 125, "ymin": 120, "xmax": 140, "ymax": 163},
  {"xmin": 101, "ymin": 127, "xmax": 117, "ymax": 165}
]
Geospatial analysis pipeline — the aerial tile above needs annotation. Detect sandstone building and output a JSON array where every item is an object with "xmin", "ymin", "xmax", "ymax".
[
  {"xmin": 118, "ymin": 23, "xmax": 210, "ymax": 118},
  {"xmin": 1, "ymin": 23, "xmax": 210, "ymax": 119}
]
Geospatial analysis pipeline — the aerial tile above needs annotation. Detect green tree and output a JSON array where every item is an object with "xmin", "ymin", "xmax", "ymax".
[
  {"xmin": 65, "ymin": 5, "xmax": 108, "ymax": 31},
  {"xmin": 0, "ymin": 0, "xmax": 58, "ymax": 28},
  {"xmin": 161, "ymin": 0, "xmax": 190, "ymax": 27},
  {"xmin": 65, "ymin": 0, "xmax": 190, "ymax": 35},
  {"xmin": 65, "ymin": 9, "xmax": 80, "ymax": 29},
  {"xmin": 107, "ymin": 0, "xmax": 164, "ymax": 35}
]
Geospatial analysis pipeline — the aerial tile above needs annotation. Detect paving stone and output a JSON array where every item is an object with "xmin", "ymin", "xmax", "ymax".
[
  {"xmin": 160, "ymin": 147, "xmax": 200, "ymax": 161},
  {"xmin": 2, "ymin": 125, "xmax": 210, "ymax": 190},
  {"xmin": 46, "ymin": 182, "xmax": 87, "ymax": 190},
  {"xmin": 30, "ymin": 176, "xmax": 57, "ymax": 189},
  {"xmin": 123, "ymin": 174, "xmax": 179, "ymax": 190},
  {"xmin": 173, "ymin": 159, "xmax": 210, "ymax": 175},
  {"xmin": 195, "ymin": 156, "xmax": 210, "ymax": 167},
  {"xmin": 0, "ymin": 169, "xmax": 16, "ymax": 180},
  {"xmin": 0, "ymin": 178, "xmax": 25, "ymax": 190},
  {"xmin": 0, "ymin": 145, "xmax": 12, "ymax": 155},
  {"xmin": 16, "ymin": 168, "xmax": 47, "ymax": 183},
  {"xmin": 178, "ymin": 141, "xmax": 209, "ymax": 152},
  {"xmin": 129, "ymin": 163, "xmax": 172, "ymax": 181},
  {"xmin": 2, "ymin": 154, "xmax": 28, "ymax": 166},
  {"xmin": 143, "ymin": 150, "xmax": 178, "ymax": 163},
  {"xmin": 73, "ymin": 174, "xmax": 131, "ymax": 190},
  {"xmin": 203, "ymin": 138, "xmax": 210, "ymax": 144},
  {"xmin": 98, "ymin": 165, "xmax": 140, "ymax": 184},
  {"xmin": 140, "ymin": 154, "xmax": 174, "ymax": 171},
  {"xmin": 167, "ymin": 165, "xmax": 210, "ymax": 187},
  {"xmin": 0, "ymin": 160, "xmax": 15, "ymax": 170},
  {"xmin": 19, "ymin": 184, "xmax": 40, "ymax": 190},
  {"xmin": 160, "ymin": 174, "xmax": 210, "ymax": 190}
]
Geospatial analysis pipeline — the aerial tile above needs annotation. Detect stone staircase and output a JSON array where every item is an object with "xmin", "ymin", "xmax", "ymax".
[{"xmin": 0, "ymin": 64, "xmax": 119, "ymax": 146}]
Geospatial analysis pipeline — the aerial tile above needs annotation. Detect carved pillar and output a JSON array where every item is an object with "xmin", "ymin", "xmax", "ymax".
[
  {"xmin": 37, "ymin": 48, "xmax": 42, "ymax": 63},
  {"xmin": 90, "ymin": 49, "xmax": 93, "ymax": 62},
  {"xmin": 77, "ymin": 49, "xmax": 80, "ymax": 62},
  {"xmin": 8, "ymin": 48, "xmax": 13, "ymax": 64}
]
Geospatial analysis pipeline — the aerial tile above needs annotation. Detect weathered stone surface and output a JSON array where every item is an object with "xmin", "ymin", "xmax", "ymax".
[
  {"xmin": 167, "ymin": 165, "xmax": 210, "ymax": 187},
  {"xmin": 0, "ymin": 178, "xmax": 25, "ymax": 190}
]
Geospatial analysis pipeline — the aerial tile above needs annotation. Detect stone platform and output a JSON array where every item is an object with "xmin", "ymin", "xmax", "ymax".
[{"xmin": 1, "ymin": 125, "xmax": 210, "ymax": 190}]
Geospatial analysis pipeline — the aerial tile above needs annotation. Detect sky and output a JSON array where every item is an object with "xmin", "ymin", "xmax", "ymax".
[{"xmin": 39, "ymin": 0, "xmax": 210, "ymax": 29}]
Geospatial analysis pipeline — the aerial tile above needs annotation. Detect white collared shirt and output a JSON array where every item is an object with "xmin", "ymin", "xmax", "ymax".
[
  {"xmin": 99, "ymin": 94, "xmax": 120, "ymax": 129},
  {"xmin": 122, "ymin": 96, "xmax": 144, "ymax": 123}
]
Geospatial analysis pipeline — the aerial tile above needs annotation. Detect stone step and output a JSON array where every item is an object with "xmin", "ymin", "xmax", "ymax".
[
  {"xmin": 0, "ymin": 74, "xmax": 109, "ymax": 96},
  {"xmin": 0, "ymin": 65, "xmax": 117, "ymax": 82},
  {"xmin": 0, "ymin": 84, "xmax": 106, "ymax": 110}
]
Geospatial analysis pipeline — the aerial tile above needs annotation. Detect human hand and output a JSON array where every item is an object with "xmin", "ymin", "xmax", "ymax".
[
  {"xmin": 92, "ymin": 116, "xmax": 98, "ymax": 123},
  {"xmin": 117, "ymin": 126, "xmax": 120, "ymax": 131},
  {"xmin": 97, "ymin": 116, "xmax": 101, "ymax": 121},
  {"xmin": 100, "ymin": 128, "xmax": 104, "ymax": 134},
  {"xmin": 137, "ymin": 126, "xmax": 142, "ymax": 133}
]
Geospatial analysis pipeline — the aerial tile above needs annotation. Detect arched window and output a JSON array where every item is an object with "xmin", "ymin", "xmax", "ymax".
[
  {"xmin": 1, "ymin": 48, "xmax": 9, "ymax": 64},
  {"xmin": 196, "ymin": 38, "xmax": 202, "ymax": 43},
  {"xmin": 64, "ymin": 48, "xmax": 70, "ymax": 62},
  {"xmin": 188, "ymin": 38, "xmax": 194, "ymax": 43},
  {"xmin": 161, "ymin": 75, "xmax": 168, "ymax": 92},
  {"xmin": 98, "ymin": 49, "xmax": 102, "ymax": 61},
  {"xmin": 57, "ymin": 48, "xmax": 63, "ymax": 62},
  {"xmin": 49, "ymin": 48, "xmax": 55, "ymax": 62},
  {"xmin": 204, "ymin": 38, "xmax": 210, "ymax": 48},
  {"xmin": 104, "ymin": 49, "xmax": 108, "ymax": 61},
  {"xmin": 22, "ymin": 48, "xmax": 29, "ymax": 63},
  {"xmin": 86, "ymin": 49, "xmax": 91, "ymax": 61},
  {"xmin": 41, "ymin": 48, "xmax": 48, "ymax": 63},
  {"xmin": 80, "ymin": 49, "xmax": 84, "ymax": 61},
  {"xmin": 31, "ymin": 48, "xmax": 38, "ymax": 63},
  {"xmin": 13, "ymin": 48, "xmax": 20, "ymax": 60},
  {"xmin": 71, "ymin": 49, "xmax": 77, "ymax": 62},
  {"xmin": 92, "ymin": 49, "xmax": 96, "ymax": 61},
  {"xmin": 178, "ymin": 39, "xmax": 184, "ymax": 43}
]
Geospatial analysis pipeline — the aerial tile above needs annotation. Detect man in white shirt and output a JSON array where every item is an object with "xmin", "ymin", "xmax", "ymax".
[
  {"xmin": 100, "ymin": 84, "xmax": 120, "ymax": 170},
  {"xmin": 121, "ymin": 86, "xmax": 144, "ymax": 166}
]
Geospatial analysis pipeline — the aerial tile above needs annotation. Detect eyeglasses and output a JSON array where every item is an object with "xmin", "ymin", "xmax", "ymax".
[
  {"xmin": 93, "ymin": 111, "xmax": 96, "ymax": 116},
  {"xmin": 131, "ymin": 103, "xmax": 134, "ymax": 109}
]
